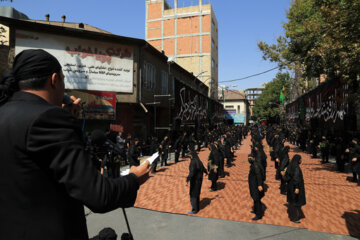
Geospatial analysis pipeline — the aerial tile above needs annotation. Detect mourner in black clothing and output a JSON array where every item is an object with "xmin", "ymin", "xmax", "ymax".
[
  {"xmin": 186, "ymin": 151, "xmax": 208, "ymax": 214},
  {"xmin": 128, "ymin": 138, "xmax": 141, "ymax": 167},
  {"xmin": 160, "ymin": 135, "xmax": 170, "ymax": 166},
  {"xmin": 216, "ymin": 140, "xmax": 226, "ymax": 178},
  {"xmin": 284, "ymin": 154, "xmax": 306, "ymax": 223},
  {"xmin": 181, "ymin": 132, "xmax": 188, "ymax": 158},
  {"xmin": 173, "ymin": 135, "xmax": 182, "ymax": 163},
  {"xmin": 248, "ymin": 153, "xmax": 265, "ymax": 221},
  {"xmin": 318, "ymin": 136, "xmax": 330, "ymax": 163},
  {"xmin": 0, "ymin": 49, "xmax": 150, "ymax": 240},
  {"xmin": 335, "ymin": 137, "xmax": 346, "ymax": 172},
  {"xmin": 150, "ymin": 136, "xmax": 159, "ymax": 173},
  {"xmin": 279, "ymin": 146, "xmax": 290, "ymax": 195},
  {"xmin": 208, "ymin": 143, "xmax": 220, "ymax": 191},
  {"xmin": 347, "ymin": 138, "xmax": 360, "ymax": 185}
]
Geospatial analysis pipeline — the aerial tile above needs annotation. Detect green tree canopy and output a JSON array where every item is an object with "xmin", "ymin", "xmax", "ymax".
[
  {"xmin": 253, "ymin": 72, "xmax": 291, "ymax": 120},
  {"xmin": 258, "ymin": 0, "xmax": 360, "ymax": 93}
]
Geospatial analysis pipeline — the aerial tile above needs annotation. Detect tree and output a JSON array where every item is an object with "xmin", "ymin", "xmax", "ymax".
[
  {"xmin": 258, "ymin": 0, "xmax": 360, "ymax": 100},
  {"xmin": 252, "ymin": 72, "xmax": 291, "ymax": 121}
]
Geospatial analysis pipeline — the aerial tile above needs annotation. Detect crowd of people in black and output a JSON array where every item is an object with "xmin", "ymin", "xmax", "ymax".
[
  {"xmin": 284, "ymin": 125, "xmax": 360, "ymax": 186},
  {"xmin": 84, "ymin": 120, "xmax": 360, "ymax": 224}
]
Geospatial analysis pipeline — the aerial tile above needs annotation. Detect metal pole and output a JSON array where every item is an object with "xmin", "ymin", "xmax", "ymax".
[{"xmin": 122, "ymin": 208, "xmax": 134, "ymax": 239}]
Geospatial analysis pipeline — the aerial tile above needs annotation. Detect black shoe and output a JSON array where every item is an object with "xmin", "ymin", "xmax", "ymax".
[
  {"xmin": 252, "ymin": 216, "xmax": 262, "ymax": 221},
  {"xmin": 292, "ymin": 220, "xmax": 301, "ymax": 224},
  {"xmin": 280, "ymin": 191, "xmax": 287, "ymax": 195},
  {"xmin": 250, "ymin": 210, "xmax": 255, "ymax": 213}
]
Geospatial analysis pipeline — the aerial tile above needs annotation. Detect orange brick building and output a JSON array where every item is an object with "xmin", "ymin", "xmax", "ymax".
[{"xmin": 145, "ymin": 0, "xmax": 218, "ymax": 99}]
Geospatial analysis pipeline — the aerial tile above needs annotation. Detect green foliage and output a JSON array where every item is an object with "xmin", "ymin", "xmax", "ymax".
[
  {"xmin": 258, "ymin": 0, "xmax": 360, "ymax": 93},
  {"xmin": 253, "ymin": 72, "xmax": 291, "ymax": 119}
]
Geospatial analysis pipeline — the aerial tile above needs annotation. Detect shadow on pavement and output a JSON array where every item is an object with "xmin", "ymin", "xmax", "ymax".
[
  {"xmin": 217, "ymin": 182, "xmax": 226, "ymax": 190},
  {"xmin": 200, "ymin": 197, "xmax": 216, "ymax": 211},
  {"xmin": 342, "ymin": 210, "xmax": 360, "ymax": 238},
  {"xmin": 310, "ymin": 164, "xmax": 339, "ymax": 173}
]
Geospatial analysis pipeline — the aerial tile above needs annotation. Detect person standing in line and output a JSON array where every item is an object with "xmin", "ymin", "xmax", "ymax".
[
  {"xmin": 346, "ymin": 138, "xmax": 360, "ymax": 185},
  {"xmin": 208, "ymin": 143, "xmax": 220, "ymax": 192},
  {"xmin": 279, "ymin": 146, "xmax": 290, "ymax": 195},
  {"xmin": 180, "ymin": 131, "xmax": 188, "ymax": 158},
  {"xmin": 127, "ymin": 138, "xmax": 141, "ymax": 167},
  {"xmin": 216, "ymin": 139, "xmax": 226, "ymax": 178},
  {"xmin": 173, "ymin": 134, "xmax": 182, "ymax": 163},
  {"xmin": 160, "ymin": 135, "xmax": 170, "ymax": 166},
  {"xmin": 248, "ymin": 153, "xmax": 265, "ymax": 221},
  {"xmin": 284, "ymin": 154, "xmax": 306, "ymax": 223},
  {"xmin": 318, "ymin": 135, "xmax": 330, "ymax": 164},
  {"xmin": 186, "ymin": 151, "xmax": 208, "ymax": 214}
]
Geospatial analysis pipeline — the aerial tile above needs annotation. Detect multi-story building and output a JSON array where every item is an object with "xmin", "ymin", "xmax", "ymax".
[{"xmin": 145, "ymin": 0, "xmax": 218, "ymax": 99}]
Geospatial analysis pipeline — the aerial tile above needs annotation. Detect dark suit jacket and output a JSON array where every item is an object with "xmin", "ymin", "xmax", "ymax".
[{"xmin": 0, "ymin": 92, "xmax": 139, "ymax": 240}]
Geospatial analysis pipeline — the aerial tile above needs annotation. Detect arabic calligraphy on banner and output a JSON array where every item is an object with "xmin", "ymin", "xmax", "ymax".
[
  {"xmin": 286, "ymin": 80, "xmax": 348, "ymax": 124},
  {"xmin": 175, "ymin": 81, "xmax": 207, "ymax": 123},
  {"xmin": 15, "ymin": 30, "xmax": 134, "ymax": 93}
]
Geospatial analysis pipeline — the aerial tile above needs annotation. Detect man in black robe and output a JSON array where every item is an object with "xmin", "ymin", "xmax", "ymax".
[
  {"xmin": 208, "ymin": 143, "xmax": 220, "ymax": 191},
  {"xmin": 346, "ymin": 138, "xmax": 360, "ymax": 185},
  {"xmin": 0, "ymin": 49, "xmax": 150, "ymax": 240},
  {"xmin": 160, "ymin": 135, "xmax": 170, "ymax": 166},
  {"xmin": 180, "ymin": 131, "xmax": 188, "ymax": 158},
  {"xmin": 128, "ymin": 138, "xmax": 141, "ymax": 167},
  {"xmin": 248, "ymin": 153, "xmax": 265, "ymax": 221},
  {"xmin": 173, "ymin": 134, "xmax": 182, "ymax": 163},
  {"xmin": 186, "ymin": 151, "xmax": 208, "ymax": 214}
]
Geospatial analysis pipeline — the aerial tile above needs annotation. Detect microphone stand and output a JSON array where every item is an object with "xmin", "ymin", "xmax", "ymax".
[{"xmin": 122, "ymin": 208, "xmax": 134, "ymax": 240}]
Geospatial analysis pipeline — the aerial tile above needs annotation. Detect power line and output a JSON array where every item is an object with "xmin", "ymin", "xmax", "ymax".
[{"xmin": 219, "ymin": 67, "xmax": 279, "ymax": 83}]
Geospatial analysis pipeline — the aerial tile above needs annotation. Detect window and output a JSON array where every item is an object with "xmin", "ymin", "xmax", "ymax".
[
  {"xmin": 237, "ymin": 105, "xmax": 240, "ymax": 114},
  {"xmin": 225, "ymin": 105, "xmax": 234, "ymax": 109},
  {"xmin": 143, "ymin": 62, "xmax": 156, "ymax": 90},
  {"xmin": 212, "ymin": 59, "xmax": 215, "ymax": 69},
  {"xmin": 161, "ymin": 71, "xmax": 168, "ymax": 94}
]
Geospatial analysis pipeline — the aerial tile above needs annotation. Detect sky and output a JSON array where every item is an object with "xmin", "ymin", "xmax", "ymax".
[{"xmin": 1, "ymin": 0, "xmax": 291, "ymax": 90}]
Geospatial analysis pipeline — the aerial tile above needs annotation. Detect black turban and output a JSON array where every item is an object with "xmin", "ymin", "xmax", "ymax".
[{"xmin": 0, "ymin": 49, "xmax": 61, "ymax": 104}]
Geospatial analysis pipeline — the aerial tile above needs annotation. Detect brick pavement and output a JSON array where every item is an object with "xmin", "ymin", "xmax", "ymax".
[{"xmin": 134, "ymin": 136, "xmax": 360, "ymax": 237}]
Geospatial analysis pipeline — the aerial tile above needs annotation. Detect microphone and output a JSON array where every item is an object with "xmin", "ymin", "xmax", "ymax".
[{"xmin": 63, "ymin": 94, "xmax": 73, "ymax": 106}]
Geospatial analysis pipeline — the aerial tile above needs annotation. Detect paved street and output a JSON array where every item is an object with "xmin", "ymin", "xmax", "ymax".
[{"xmin": 87, "ymin": 135, "xmax": 360, "ymax": 239}]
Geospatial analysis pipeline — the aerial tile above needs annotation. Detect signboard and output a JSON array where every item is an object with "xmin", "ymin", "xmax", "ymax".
[
  {"xmin": 15, "ymin": 30, "xmax": 134, "ymax": 93},
  {"xmin": 224, "ymin": 111, "xmax": 245, "ymax": 124},
  {"xmin": 67, "ymin": 90, "xmax": 116, "ymax": 120}
]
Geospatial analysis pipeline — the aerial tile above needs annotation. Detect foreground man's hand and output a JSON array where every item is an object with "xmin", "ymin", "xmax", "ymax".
[
  {"xmin": 129, "ymin": 161, "xmax": 151, "ymax": 185},
  {"xmin": 62, "ymin": 95, "xmax": 82, "ymax": 117}
]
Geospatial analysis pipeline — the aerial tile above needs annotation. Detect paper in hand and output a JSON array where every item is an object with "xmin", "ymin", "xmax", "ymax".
[{"xmin": 143, "ymin": 152, "xmax": 159, "ymax": 165}]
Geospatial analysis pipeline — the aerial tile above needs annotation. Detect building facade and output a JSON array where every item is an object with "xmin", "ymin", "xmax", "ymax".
[
  {"xmin": 145, "ymin": 0, "xmax": 218, "ymax": 99},
  {"xmin": 0, "ymin": 14, "xmax": 224, "ymax": 141},
  {"xmin": 220, "ymin": 90, "xmax": 250, "ymax": 125}
]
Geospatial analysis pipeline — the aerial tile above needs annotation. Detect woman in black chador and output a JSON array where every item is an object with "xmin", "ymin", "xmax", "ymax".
[
  {"xmin": 208, "ymin": 143, "xmax": 220, "ymax": 191},
  {"xmin": 285, "ymin": 154, "xmax": 306, "ymax": 223},
  {"xmin": 248, "ymin": 152, "xmax": 265, "ymax": 221},
  {"xmin": 278, "ymin": 146, "xmax": 290, "ymax": 195},
  {"xmin": 186, "ymin": 151, "xmax": 208, "ymax": 214}
]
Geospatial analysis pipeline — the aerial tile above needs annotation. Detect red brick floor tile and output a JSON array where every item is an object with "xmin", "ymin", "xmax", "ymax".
[{"xmin": 134, "ymin": 136, "xmax": 360, "ymax": 237}]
